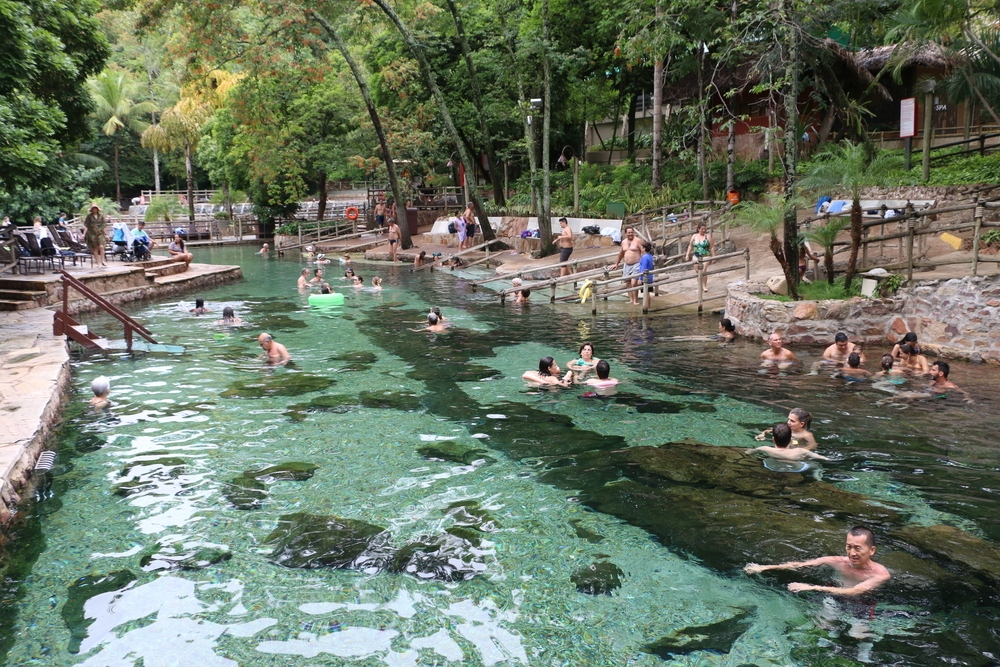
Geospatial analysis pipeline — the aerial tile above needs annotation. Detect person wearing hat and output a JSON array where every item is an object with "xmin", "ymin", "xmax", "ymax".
[{"xmin": 84, "ymin": 203, "xmax": 107, "ymax": 266}]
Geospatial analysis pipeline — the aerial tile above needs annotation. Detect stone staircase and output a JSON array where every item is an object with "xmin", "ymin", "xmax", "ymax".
[
  {"xmin": 126, "ymin": 257, "xmax": 189, "ymax": 280},
  {"xmin": 0, "ymin": 279, "xmax": 48, "ymax": 311}
]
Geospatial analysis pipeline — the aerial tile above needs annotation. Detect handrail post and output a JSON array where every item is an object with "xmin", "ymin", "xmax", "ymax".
[
  {"xmin": 62, "ymin": 272, "xmax": 69, "ymax": 315},
  {"xmin": 591, "ymin": 284, "xmax": 598, "ymax": 315},
  {"xmin": 642, "ymin": 271, "xmax": 651, "ymax": 314},
  {"xmin": 972, "ymin": 195, "xmax": 984, "ymax": 275},
  {"xmin": 745, "ymin": 248, "xmax": 751, "ymax": 280},
  {"xmin": 550, "ymin": 281, "xmax": 556, "ymax": 303},
  {"xmin": 906, "ymin": 217, "xmax": 916, "ymax": 281},
  {"xmin": 696, "ymin": 256, "xmax": 704, "ymax": 314}
]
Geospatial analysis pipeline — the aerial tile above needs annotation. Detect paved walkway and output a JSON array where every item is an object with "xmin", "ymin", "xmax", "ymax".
[{"xmin": 0, "ymin": 308, "xmax": 69, "ymax": 524}]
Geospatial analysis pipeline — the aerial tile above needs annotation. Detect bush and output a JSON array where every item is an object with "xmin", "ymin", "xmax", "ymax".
[{"xmin": 144, "ymin": 196, "xmax": 184, "ymax": 222}]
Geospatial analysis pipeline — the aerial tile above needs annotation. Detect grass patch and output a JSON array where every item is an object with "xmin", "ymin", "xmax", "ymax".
[{"xmin": 758, "ymin": 277, "xmax": 863, "ymax": 302}]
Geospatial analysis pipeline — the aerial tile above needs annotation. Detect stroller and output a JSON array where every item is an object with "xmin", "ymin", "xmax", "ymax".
[{"xmin": 110, "ymin": 222, "xmax": 136, "ymax": 261}]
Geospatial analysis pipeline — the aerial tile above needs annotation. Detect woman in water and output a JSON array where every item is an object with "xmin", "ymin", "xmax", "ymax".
[
  {"xmin": 718, "ymin": 318, "xmax": 736, "ymax": 341},
  {"xmin": 685, "ymin": 223, "xmax": 714, "ymax": 293},
  {"xmin": 189, "ymin": 298, "xmax": 211, "ymax": 315},
  {"xmin": 90, "ymin": 376, "xmax": 111, "ymax": 411},
  {"xmin": 891, "ymin": 332, "xmax": 920, "ymax": 360},
  {"xmin": 787, "ymin": 408, "xmax": 818, "ymax": 450},
  {"xmin": 567, "ymin": 342, "xmax": 600, "ymax": 382},
  {"xmin": 217, "ymin": 307, "xmax": 242, "ymax": 324},
  {"xmin": 522, "ymin": 357, "xmax": 572, "ymax": 387},
  {"xmin": 372, "ymin": 277, "xmax": 383, "ymax": 290}
]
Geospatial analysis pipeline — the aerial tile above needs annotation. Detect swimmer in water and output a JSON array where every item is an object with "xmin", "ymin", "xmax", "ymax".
[
  {"xmin": 216, "ymin": 307, "xmax": 242, "ymax": 325},
  {"xmin": 515, "ymin": 288, "xmax": 531, "ymax": 304},
  {"xmin": 412, "ymin": 312, "xmax": 447, "ymax": 333},
  {"xmin": 352, "ymin": 275, "xmax": 364, "ymax": 287},
  {"xmin": 372, "ymin": 276, "xmax": 382, "ymax": 290},
  {"xmin": 522, "ymin": 356, "xmax": 572, "ymax": 387},
  {"xmin": 811, "ymin": 332, "xmax": 864, "ymax": 374},
  {"xmin": 258, "ymin": 332, "xmax": 291, "ymax": 364},
  {"xmin": 257, "ymin": 243, "xmax": 269, "ymax": 255},
  {"xmin": 718, "ymin": 318, "xmax": 736, "ymax": 341},
  {"xmin": 875, "ymin": 354, "xmax": 903, "ymax": 377},
  {"xmin": 90, "ymin": 376, "xmax": 111, "ymax": 411},
  {"xmin": 189, "ymin": 298, "xmax": 210, "ymax": 315},
  {"xmin": 897, "ymin": 343, "xmax": 930, "ymax": 375},
  {"xmin": 929, "ymin": 361, "xmax": 971, "ymax": 401},
  {"xmin": 760, "ymin": 333, "xmax": 795, "ymax": 367},
  {"xmin": 836, "ymin": 352, "xmax": 872, "ymax": 381},
  {"xmin": 583, "ymin": 360, "xmax": 619, "ymax": 389},
  {"xmin": 787, "ymin": 407, "xmax": 818, "ymax": 450},
  {"xmin": 297, "ymin": 268, "xmax": 310, "ymax": 289},
  {"xmin": 891, "ymin": 331, "xmax": 919, "ymax": 360},
  {"xmin": 567, "ymin": 342, "xmax": 600, "ymax": 382},
  {"xmin": 311, "ymin": 268, "xmax": 324, "ymax": 284},
  {"xmin": 752, "ymin": 423, "xmax": 829, "ymax": 462}
]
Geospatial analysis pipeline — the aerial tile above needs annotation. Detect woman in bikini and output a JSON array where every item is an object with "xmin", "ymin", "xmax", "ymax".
[{"xmin": 685, "ymin": 223, "xmax": 714, "ymax": 292}]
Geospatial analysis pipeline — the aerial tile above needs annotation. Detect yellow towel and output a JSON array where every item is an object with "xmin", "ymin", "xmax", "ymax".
[{"xmin": 939, "ymin": 232, "xmax": 962, "ymax": 250}]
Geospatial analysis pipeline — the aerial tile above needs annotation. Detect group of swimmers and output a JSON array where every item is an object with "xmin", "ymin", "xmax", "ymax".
[
  {"xmin": 297, "ymin": 267, "xmax": 383, "ymax": 293},
  {"xmin": 521, "ymin": 342, "xmax": 620, "ymax": 391}
]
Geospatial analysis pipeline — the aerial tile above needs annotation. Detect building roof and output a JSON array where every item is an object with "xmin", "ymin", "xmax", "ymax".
[{"xmin": 855, "ymin": 43, "xmax": 956, "ymax": 71}]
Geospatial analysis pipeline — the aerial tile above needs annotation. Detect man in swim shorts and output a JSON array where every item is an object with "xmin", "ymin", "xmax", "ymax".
[
  {"xmin": 374, "ymin": 199, "xmax": 386, "ymax": 228},
  {"xmin": 752, "ymin": 423, "xmax": 828, "ymax": 462},
  {"xmin": 558, "ymin": 217, "xmax": 575, "ymax": 276},
  {"xmin": 760, "ymin": 333, "xmax": 796, "ymax": 365},
  {"xmin": 612, "ymin": 226, "xmax": 645, "ymax": 305}
]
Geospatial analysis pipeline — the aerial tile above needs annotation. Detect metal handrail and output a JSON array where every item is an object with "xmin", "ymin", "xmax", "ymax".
[{"xmin": 60, "ymin": 271, "xmax": 157, "ymax": 344}]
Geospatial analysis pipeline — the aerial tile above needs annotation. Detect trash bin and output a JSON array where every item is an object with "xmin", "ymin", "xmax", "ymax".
[{"xmin": 406, "ymin": 207, "xmax": 419, "ymax": 236}]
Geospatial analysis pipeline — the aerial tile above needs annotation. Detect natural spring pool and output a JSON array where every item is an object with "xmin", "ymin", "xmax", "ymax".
[{"xmin": 1, "ymin": 246, "xmax": 999, "ymax": 666}]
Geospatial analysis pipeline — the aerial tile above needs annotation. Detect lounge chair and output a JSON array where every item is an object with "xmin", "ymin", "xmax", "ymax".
[{"xmin": 53, "ymin": 228, "xmax": 95, "ymax": 267}]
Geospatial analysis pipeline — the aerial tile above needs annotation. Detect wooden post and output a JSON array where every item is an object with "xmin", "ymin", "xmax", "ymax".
[
  {"xmin": 689, "ymin": 200, "xmax": 695, "ymax": 232},
  {"xmin": 921, "ymin": 91, "xmax": 934, "ymax": 181},
  {"xmin": 744, "ymin": 248, "xmax": 751, "ymax": 280},
  {"xmin": 642, "ymin": 271, "xmax": 651, "ymax": 314},
  {"xmin": 125, "ymin": 323, "xmax": 133, "ymax": 352},
  {"xmin": 906, "ymin": 217, "xmax": 916, "ymax": 282},
  {"xmin": 660, "ymin": 206, "xmax": 667, "ymax": 253},
  {"xmin": 861, "ymin": 224, "xmax": 869, "ymax": 269},
  {"xmin": 980, "ymin": 134, "xmax": 986, "ymax": 157},
  {"xmin": 972, "ymin": 196, "xmax": 984, "ymax": 276},
  {"xmin": 591, "ymin": 285, "xmax": 598, "ymax": 315},
  {"xmin": 550, "ymin": 282, "xmax": 557, "ymax": 303},
  {"xmin": 573, "ymin": 157, "xmax": 580, "ymax": 214},
  {"xmin": 696, "ymin": 256, "xmax": 704, "ymax": 314}
]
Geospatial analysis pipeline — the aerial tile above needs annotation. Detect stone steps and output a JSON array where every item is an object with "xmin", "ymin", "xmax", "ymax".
[
  {"xmin": 144, "ymin": 262, "xmax": 188, "ymax": 280},
  {"xmin": 0, "ymin": 299, "xmax": 39, "ymax": 311},
  {"xmin": 0, "ymin": 287, "xmax": 47, "ymax": 310},
  {"xmin": 124, "ymin": 256, "xmax": 177, "ymax": 270}
]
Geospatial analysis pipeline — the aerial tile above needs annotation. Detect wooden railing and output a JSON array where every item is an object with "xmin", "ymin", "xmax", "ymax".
[{"xmin": 54, "ymin": 271, "xmax": 159, "ymax": 352}]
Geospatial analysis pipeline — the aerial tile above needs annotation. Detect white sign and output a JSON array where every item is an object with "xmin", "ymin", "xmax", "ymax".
[{"xmin": 900, "ymin": 98, "xmax": 917, "ymax": 138}]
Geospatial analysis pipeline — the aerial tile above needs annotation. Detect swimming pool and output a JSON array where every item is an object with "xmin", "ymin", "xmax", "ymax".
[{"xmin": 2, "ymin": 246, "xmax": 999, "ymax": 666}]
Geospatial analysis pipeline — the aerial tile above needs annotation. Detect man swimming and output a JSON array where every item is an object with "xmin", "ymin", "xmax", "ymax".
[
  {"xmin": 412, "ymin": 312, "xmax": 447, "ymax": 333},
  {"xmin": 822, "ymin": 332, "xmax": 865, "ymax": 366},
  {"xmin": 744, "ymin": 526, "xmax": 890, "ymax": 597},
  {"xmin": 297, "ymin": 268, "xmax": 310, "ymax": 289},
  {"xmin": 752, "ymin": 423, "xmax": 829, "ymax": 462},
  {"xmin": 583, "ymin": 360, "xmax": 619, "ymax": 389},
  {"xmin": 929, "ymin": 361, "xmax": 971, "ymax": 401},
  {"xmin": 760, "ymin": 333, "xmax": 796, "ymax": 366},
  {"xmin": 257, "ymin": 332, "xmax": 291, "ymax": 363},
  {"xmin": 836, "ymin": 353, "xmax": 872, "ymax": 381}
]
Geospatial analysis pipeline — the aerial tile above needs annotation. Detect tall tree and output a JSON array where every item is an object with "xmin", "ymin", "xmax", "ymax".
[
  {"xmin": 539, "ymin": 0, "xmax": 554, "ymax": 250},
  {"xmin": 309, "ymin": 10, "xmax": 411, "ymax": 247},
  {"xmin": 143, "ymin": 98, "xmax": 211, "ymax": 221},
  {"xmin": 89, "ymin": 71, "xmax": 157, "ymax": 205},
  {"xmin": 369, "ymin": 0, "xmax": 496, "ymax": 242}
]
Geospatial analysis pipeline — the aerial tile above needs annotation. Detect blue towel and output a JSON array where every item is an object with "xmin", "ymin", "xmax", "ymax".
[
  {"xmin": 828, "ymin": 201, "xmax": 846, "ymax": 214},
  {"xmin": 815, "ymin": 196, "xmax": 831, "ymax": 213}
]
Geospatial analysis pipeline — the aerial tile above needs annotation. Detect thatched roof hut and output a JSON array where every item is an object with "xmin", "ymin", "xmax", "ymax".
[{"xmin": 856, "ymin": 43, "xmax": 956, "ymax": 73}]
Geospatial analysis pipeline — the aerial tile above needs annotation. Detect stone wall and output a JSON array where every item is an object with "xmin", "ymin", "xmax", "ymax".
[{"xmin": 725, "ymin": 274, "xmax": 1000, "ymax": 364}]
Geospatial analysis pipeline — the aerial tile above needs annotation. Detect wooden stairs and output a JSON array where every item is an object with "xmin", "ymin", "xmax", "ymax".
[{"xmin": 53, "ymin": 271, "xmax": 159, "ymax": 352}]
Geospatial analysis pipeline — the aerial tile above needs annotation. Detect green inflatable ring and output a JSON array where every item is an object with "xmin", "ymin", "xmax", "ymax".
[{"xmin": 308, "ymin": 292, "xmax": 345, "ymax": 306}]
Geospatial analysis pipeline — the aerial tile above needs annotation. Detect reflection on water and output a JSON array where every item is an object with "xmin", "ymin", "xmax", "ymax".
[{"xmin": 1, "ymin": 246, "xmax": 999, "ymax": 666}]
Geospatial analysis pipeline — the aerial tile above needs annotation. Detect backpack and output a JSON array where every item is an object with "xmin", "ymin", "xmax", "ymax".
[{"xmin": 447, "ymin": 221, "xmax": 457, "ymax": 234}]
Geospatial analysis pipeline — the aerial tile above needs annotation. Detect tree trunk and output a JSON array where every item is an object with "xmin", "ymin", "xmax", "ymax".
[
  {"xmin": 770, "ymin": 234, "xmax": 798, "ymax": 298},
  {"xmin": 626, "ymin": 92, "xmax": 637, "ymax": 160},
  {"xmin": 652, "ymin": 47, "xmax": 664, "ymax": 191},
  {"xmin": 697, "ymin": 46, "xmax": 709, "ymax": 200},
  {"xmin": 185, "ymin": 142, "xmax": 195, "ymax": 222},
  {"xmin": 824, "ymin": 249, "xmax": 835, "ymax": 285},
  {"xmin": 608, "ymin": 88, "xmax": 624, "ymax": 165},
  {"xmin": 153, "ymin": 148, "xmax": 161, "ymax": 194},
  {"xmin": 539, "ymin": 0, "xmax": 553, "ymax": 252},
  {"xmin": 224, "ymin": 182, "xmax": 233, "ymax": 221},
  {"xmin": 445, "ymin": 0, "xmax": 505, "ymax": 206},
  {"xmin": 726, "ymin": 121, "xmax": 736, "ymax": 191},
  {"xmin": 317, "ymin": 172, "xmax": 327, "ymax": 221},
  {"xmin": 309, "ymin": 11, "xmax": 411, "ymax": 248},
  {"xmin": 845, "ymin": 199, "xmax": 862, "ymax": 289},
  {"xmin": 817, "ymin": 103, "xmax": 836, "ymax": 146},
  {"xmin": 781, "ymin": 3, "xmax": 799, "ymax": 295},
  {"xmin": 114, "ymin": 137, "xmax": 122, "ymax": 206},
  {"xmin": 369, "ymin": 0, "xmax": 495, "ymax": 242}
]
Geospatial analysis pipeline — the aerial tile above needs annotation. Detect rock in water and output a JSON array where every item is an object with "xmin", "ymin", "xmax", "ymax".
[
  {"xmin": 643, "ymin": 608, "xmax": 754, "ymax": 658},
  {"xmin": 223, "ymin": 475, "xmax": 268, "ymax": 510},
  {"xmin": 267, "ymin": 513, "xmax": 389, "ymax": 569},
  {"xmin": 62, "ymin": 570, "xmax": 136, "ymax": 653},
  {"xmin": 571, "ymin": 561, "xmax": 624, "ymax": 595},
  {"xmin": 391, "ymin": 531, "xmax": 486, "ymax": 581},
  {"xmin": 244, "ymin": 462, "xmax": 319, "ymax": 482},
  {"xmin": 417, "ymin": 441, "xmax": 494, "ymax": 465},
  {"xmin": 140, "ymin": 544, "xmax": 232, "ymax": 571}
]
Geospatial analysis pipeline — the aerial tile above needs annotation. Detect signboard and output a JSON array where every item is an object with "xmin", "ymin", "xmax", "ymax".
[{"xmin": 900, "ymin": 98, "xmax": 917, "ymax": 138}]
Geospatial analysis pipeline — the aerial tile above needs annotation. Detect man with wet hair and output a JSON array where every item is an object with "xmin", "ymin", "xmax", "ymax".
[
  {"xmin": 760, "ymin": 332, "xmax": 796, "ymax": 366},
  {"xmin": 257, "ymin": 332, "xmax": 290, "ymax": 363},
  {"xmin": 743, "ymin": 526, "xmax": 890, "ymax": 597},
  {"xmin": 836, "ymin": 352, "xmax": 873, "ymax": 381},
  {"xmin": 930, "ymin": 361, "xmax": 971, "ymax": 401},
  {"xmin": 822, "ymin": 332, "xmax": 865, "ymax": 366},
  {"xmin": 752, "ymin": 423, "xmax": 829, "ymax": 462}
]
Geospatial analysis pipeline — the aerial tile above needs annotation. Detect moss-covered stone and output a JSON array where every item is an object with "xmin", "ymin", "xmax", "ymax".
[
  {"xmin": 444, "ymin": 500, "xmax": 500, "ymax": 531},
  {"xmin": 221, "ymin": 373, "xmax": 334, "ymax": 398},
  {"xmin": 223, "ymin": 475, "xmax": 267, "ymax": 510},
  {"xmin": 244, "ymin": 462, "xmax": 318, "ymax": 483},
  {"xmin": 891, "ymin": 524, "xmax": 1000, "ymax": 583},
  {"xmin": 358, "ymin": 390, "xmax": 422, "ymax": 411},
  {"xmin": 391, "ymin": 531, "xmax": 484, "ymax": 581},
  {"xmin": 569, "ymin": 519, "xmax": 604, "ymax": 543},
  {"xmin": 62, "ymin": 570, "xmax": 136, "ymax": 653},
  {"xmin": 571, "ymin": 561, "xmax": 624, "ymax": 595},
  {"xmin": 643, "ymin": 609, "xmax": 753, "ymax": 658},
  {"xmin": 120, "ymin": 456, "xmax": 187, "ymax": 478},
  {"xmin": 418, "ymin": 441, "xmax": 493, "ymax": 465},
  {"xmin": 611, "ymin": 392, "xmax": 686, "ymax": 414},
  {"xmin": 139, "ymin": 544, "xmax": 232, "ymax": 571},
  {"xmin": 330, "ymin": 351, "xmax": 379, "ymax": 364},
  {"xmin": 266, "ymin": 513, "xmax": 389, "ymax": 569}
]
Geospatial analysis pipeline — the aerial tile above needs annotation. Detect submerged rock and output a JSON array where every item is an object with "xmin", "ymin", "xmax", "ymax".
[
  {"xmin": 417, "ymin": 441, "xmax": 494, "ymax": 465},
  {"xmin": 267, "ymin": 513, "xmax": 389, "ymax": 569},
  {"xmin": 569, "ymin": 519, "xmax": 605, "ymax": 543},
  {"xmin": 444, "ymin": 500, "xmax": 500, "ymax": 532},
  {"xmin": 891, "ymin": 524, "xmax": 1000, "ymax": 583},
  {"xmin": 391, "ymin": 531, "xmax": 486, "ymax": 582},
  {"xmin": 139, "ymin": 544, "xmax": 232, "ymax": 571},
  {"xmin": 358, "ymin": 390, "xmax": 423, "ymax": 411},
  {"xmin": 62, "ymin": 570, "xmax": 136, "ymax": 653},
  {"xmin": 223, "ymin": 475, "xmax": 268, "ymax": 510},
  {"xmin": 221, "ymin": 373, "xmax": 334, "ymax": 399},
  {"xmin": 119, "ymin": 456, "xmax": 187, "ymax": 478},
  {"xmin": 643, "ymin": 608, "xmax": 754, "ymax": 658},
  {"xmin": 285, "ymin": 391, "xmax": 423, "ymax": 421},
  {"xmin": 571, "ymin": 561, "xmax": 624, "ymax": 595},
  {"xmin": 244, "ymin": 462, "xmax": 318, "ymax": 483}
]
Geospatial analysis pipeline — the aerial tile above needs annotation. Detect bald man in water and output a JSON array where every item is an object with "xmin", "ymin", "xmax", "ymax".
[{"xmin": 258, "ymin": 333, "xmax": 290, "ymax": 363}]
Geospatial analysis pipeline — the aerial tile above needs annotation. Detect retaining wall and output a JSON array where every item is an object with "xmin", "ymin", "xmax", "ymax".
[{"xmin": 725, "ymin": 274, "xmax": 1000, "ymax": 364}]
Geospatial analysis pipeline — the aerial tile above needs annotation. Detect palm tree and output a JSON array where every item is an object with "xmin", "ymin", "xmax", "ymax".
[
  {"xmin": 797, "ymin": 141, "xmax": 901, "ymax": 290},
  {"xmin": 89, "ymin": 71, "xmax": 158, "ymax": 204},
  {"xmin": 803, "ymin": 218, "xmax": 849, "ymax": 285},
  {"xmin": 729, "ymin": 194, "xmax": 800, "ymax": 299},
  {"xmin": 143, "ymin": 98, "xmax": 211, "ymax": 221}
]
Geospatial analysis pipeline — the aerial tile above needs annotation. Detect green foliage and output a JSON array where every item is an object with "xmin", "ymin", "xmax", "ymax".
[
  {"xmin": 981, "ymin": 228, "xmax": 1000, "ymax": 246},
  {"xmin": 77, "ymin": 197, "xmax": 120, "ymax": 218},
  {"xmin": 0, "ymin": 166, "xmax": 102, "ymax": 224},
  {"xmin": 759, "ymin": 276, "xmax": 862, "ymax": 302},
  {"xmin": 144, "ymin": 195, "xmax": 184, "ymax": 221},
  {"xmin": 877, "ymin": 272, "xmax": 906, "ymax": 297},
  {"xmin": 0, "ymin": 0, "xmax": 110, "ymax": 194}
]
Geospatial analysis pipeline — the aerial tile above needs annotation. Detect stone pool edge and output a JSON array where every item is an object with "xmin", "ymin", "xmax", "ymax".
[{"xmin": 0, "ymin": 264, "xmax": 244, "ymax": 532}]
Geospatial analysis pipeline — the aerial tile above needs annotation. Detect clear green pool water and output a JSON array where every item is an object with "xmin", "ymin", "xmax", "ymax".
[{"xmin": 2, "ymin": 246, "xmax": 999, "ymax": 666}]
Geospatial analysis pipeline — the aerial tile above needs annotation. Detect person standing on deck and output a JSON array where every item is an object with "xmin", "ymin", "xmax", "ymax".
[
  {"xmin": 463, "ymin": 202, "xmax": 476, "ymax": 249},
  {"xmin": 611, "ymin": 227, "xmax": 645, "ymax": 305},
  {"xmin": 387, "ymin": 219, "xmax": 401, "ymax": 262},
  {"xmin": 558, "ymin": 217, "xmax": 575, "ymax": 277},
  {"xmin": 84, "ymin": 203, "xmax": 108, "ymax": 267}
]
